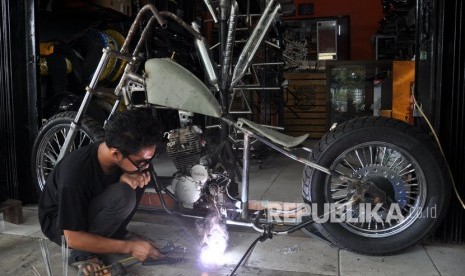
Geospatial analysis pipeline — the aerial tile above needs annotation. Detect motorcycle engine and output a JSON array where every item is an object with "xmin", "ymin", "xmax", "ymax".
[
  {"xmin": 166, "ymin": 126, "xmax": 239, "ymax": 214},
  {"xmin": 170, "ymin": 164, "xmax": 209, "ymax": 205},
  {"xmin": 166, "ymin": 126, "xmax": 204, "ymax": 173}
]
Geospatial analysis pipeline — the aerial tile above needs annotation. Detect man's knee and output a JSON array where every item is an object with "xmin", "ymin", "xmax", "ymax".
[
  {"xmin": 89, "ymin": 183, "xmax": 136, "ymax": 216},
  {"xmin": 106, "ymin": 183, "xmax": 137, "ymax": 211}
]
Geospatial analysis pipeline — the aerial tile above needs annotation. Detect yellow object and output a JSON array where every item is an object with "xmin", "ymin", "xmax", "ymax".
[
  {"xmin": 392, "ymin": 61, "xmax": 415, "ymax": 123},
  {"xmin": 105, "ymin": 30, "xmax": 127, "ymax": 82},
  {"xmin": 39, "ymin": 42, "xmax": 55, "ymax": 56},
  {"xmin": 99, "ymin": 32, "xmax": 117, "ymax": 82},
  {"xmin": 39, "ymin": 57, "xmax": 72, "ymax": 76}
]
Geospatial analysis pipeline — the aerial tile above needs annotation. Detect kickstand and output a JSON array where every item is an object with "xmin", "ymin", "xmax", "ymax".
[{"xmin": 229, "ymin": 224, "xmax": 274, "ymax": 276}]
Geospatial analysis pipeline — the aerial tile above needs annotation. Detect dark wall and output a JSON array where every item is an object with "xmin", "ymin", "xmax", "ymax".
[
  {"xmin": 416, "ymin": 0, "xmax": 465, "ymax": 243},
  {"xmin": 0, "ymin": 0, "xmax": 38, "ymax": 203},
  {"xmin": 434, "ymin": 0, "xmax": 465, "ymax": 243}
]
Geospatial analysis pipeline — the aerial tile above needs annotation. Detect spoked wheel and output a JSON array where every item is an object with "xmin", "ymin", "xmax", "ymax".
[
  {"xmin": 327, "ymin": 142, "xmax": 426, "ymax": 237},
  {"xmin": 302, "ymin": 116, "xmax": 450, "ymax": 255},
  {"xmin": 32, "ymin": 111, "xmax": 104, "ymax": 194}
]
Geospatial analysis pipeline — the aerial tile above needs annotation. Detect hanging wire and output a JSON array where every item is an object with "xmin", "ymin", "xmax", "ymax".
[{"xmin": 412, "ymin": 92, "xmax": 465, "ymax": 209}]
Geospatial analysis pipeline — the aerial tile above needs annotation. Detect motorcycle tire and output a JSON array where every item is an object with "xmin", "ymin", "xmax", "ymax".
[
  {"xmin": 31, "ymin": 111, "xmax": 104, "ymax": 195},
  {"xmin": 302, "ymin": 116, "xmax": 450, "ymax": 255}
]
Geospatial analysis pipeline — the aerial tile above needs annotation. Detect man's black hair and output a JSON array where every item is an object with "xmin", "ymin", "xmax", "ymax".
[{"xmin": 105, "ymin": 109, "xmax": 162, "ymax": 156}]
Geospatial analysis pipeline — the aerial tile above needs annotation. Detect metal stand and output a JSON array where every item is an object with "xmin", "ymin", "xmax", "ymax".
[{"xmin": 229, "ymin": 224, "xmax": 274, "ymax": 276}]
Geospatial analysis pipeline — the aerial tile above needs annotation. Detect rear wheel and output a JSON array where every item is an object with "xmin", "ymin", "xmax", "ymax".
[
  {"xmin": 31, "ymin": 111, "xmax": 104, "ymax": 194},
  {"xmin": 302, "ymin": 116, "xmax": 450, "ymax": 255}
]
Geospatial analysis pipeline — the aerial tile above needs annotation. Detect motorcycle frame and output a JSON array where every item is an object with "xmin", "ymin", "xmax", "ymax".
[{"xmin": 56, "ymin": 1, "xmax": 351, "ymax": 231}]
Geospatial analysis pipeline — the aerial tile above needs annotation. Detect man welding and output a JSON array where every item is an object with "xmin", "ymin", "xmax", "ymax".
[{"xmin": 39, "ymin": 109, "xmax": 163, "ymax": 275}]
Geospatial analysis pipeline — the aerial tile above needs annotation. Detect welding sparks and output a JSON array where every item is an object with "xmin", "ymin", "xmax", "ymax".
[{"xmin": 198, "ymin": 214, "xmax": 229, "ymax": 266}]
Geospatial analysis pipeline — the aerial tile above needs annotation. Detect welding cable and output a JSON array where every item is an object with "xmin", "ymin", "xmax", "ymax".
[
  {"xmin": 412, "ymin": 93, "xmax": 465, "ymax": 209},
  {"xmin": 229, "ymin": 235, "xmax": 262, "ymax": 275}
]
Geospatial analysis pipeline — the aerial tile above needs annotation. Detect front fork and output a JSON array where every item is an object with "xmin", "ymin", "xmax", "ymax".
[{"xmin": 56, "ymin": 48, "xmax": 111, "ymax": 162}]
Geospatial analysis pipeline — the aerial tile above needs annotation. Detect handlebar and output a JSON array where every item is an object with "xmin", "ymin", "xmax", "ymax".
[
  {"xmin": 120, "ymin": 4, "xmax": 167, "ymax": 54},
  {"xmin": 121, "ymin": 4, "xmax": 202, "ymax": 55}
]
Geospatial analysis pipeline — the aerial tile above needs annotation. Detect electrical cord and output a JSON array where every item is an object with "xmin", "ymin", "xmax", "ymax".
[{"xmin": 412, "ymin": 93, "xmax": 465, "ymax": 209}]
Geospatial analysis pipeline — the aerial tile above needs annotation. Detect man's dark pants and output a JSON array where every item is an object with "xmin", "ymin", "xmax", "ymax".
[{"xmin": 69, "ymin": 183, "xmax": 145, "ymax": 263}]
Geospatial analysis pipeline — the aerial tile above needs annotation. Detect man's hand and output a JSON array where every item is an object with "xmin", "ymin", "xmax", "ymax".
[
  {"xmin": 120, "ymin": 171, "xmax": 151, "ymax": 189},
  {"xmin": 127, "ymin": 240, "xmax": 162, "ymax": 261}
]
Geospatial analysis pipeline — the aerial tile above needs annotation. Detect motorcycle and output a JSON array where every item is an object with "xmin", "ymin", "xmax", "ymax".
[{"xmin": 32, "ymin": 0, "xmax": 450, "ymax": 255}]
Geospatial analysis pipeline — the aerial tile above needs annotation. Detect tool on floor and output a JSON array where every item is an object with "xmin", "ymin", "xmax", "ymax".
[
  {"xmin": 92, "ymin": 240, "xmax": 186, "ymax": 274},
  {"xmin": 158, "ymin": 240, "xmax": 186, "ymax": 255},
  {"xmin": 39, "ymin": 238, "xmax": 54, "ymax": 276},
  {"xmin": 143, "ymin": 240, "xmax": 186, "ymax": 266}
]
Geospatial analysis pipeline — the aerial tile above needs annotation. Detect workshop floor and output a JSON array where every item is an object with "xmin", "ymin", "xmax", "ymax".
[{"xmin": 1, "ymin": 150, "xmax": 465, "ymax": 276}]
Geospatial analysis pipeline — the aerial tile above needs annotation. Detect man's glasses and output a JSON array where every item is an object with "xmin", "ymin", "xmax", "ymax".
[{"xmin": 126, "ymin": 155, "xmax": 155, "ymax": 172}]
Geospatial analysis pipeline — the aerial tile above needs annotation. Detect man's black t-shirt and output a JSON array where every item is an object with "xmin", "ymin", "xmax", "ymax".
[{"xmin": 38, "ymin": 143, "xmax": 121, "ymax": 245}]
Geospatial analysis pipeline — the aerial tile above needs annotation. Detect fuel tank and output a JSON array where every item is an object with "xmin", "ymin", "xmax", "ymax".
[{"xmin": 144, "ymin": 58, "xmax": 222, "ymax": 118}]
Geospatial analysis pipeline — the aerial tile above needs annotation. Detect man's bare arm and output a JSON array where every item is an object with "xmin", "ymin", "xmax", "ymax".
[{"xmin": 63, "ymin": 230, "xmax": 161, "ymax": 261}]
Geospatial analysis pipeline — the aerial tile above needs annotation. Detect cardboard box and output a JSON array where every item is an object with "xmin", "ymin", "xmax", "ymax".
[{"xmin": 91, "ymin": 0, "xmax": 132, "ymax": 16}]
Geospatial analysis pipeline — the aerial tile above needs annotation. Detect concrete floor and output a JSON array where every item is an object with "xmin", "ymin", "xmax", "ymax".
[{"xmin": 1, "ymin": 151, "xmax": 465, "ymax": 275}]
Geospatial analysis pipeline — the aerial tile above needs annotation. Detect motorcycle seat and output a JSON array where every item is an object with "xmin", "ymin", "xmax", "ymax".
[{"xmin": 236, "ymin": 118, "xmax": 309, "ymax": 148}]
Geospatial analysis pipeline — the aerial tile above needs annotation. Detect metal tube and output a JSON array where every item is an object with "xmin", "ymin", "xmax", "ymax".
[
  {"xmin": 120, "ymin": 4, "xmax": 167, "ymax": 54},
  {"xmin": 301, "ymin": 147, "xmax": 312, "ymax": 153},
  {"xmin": 221, "ymin": 0, "xmax": 238, "ymax": 90},
  {"xmin": 61, "ymin": 235, "xmax": 68, "ymax": 276},
  {"xmin": 39, "ymin": 239, "xmax": 53, "ymax": 276},
  {"xmin": 88, "ymin": 48, "xmax": 110, "ymax": 89},
  {"xmin": 233, "ymin": 86, "xmax": 282, "ymax": 90},
  {"xmin": 192, "ymin": 22, "xmax": 219, "ymax": 91},
  {"xmin": 241, "ymin": 133, "xmax": 251, "ymax": 220},
  {"xmin": 105, "ymin": 98, "xmax": 121, "ymax": 128},
  {"xmin": 219, "ymin": 0, "xmax": 230, "ymax": 21},
  {"xmin": 265, "ymin": 40, "xmax": 281, "ymax": 50},
  {"xmin": 248, "ymin": 62, "xmax": 284, "ymax": 66},
  {"xmin": 224, "ymin": 220, "xmax": 254, "ymax": 227},
  {"xmin": 57, "ymin": 49, "xmax": 110, "ymax": 161},
  {"xmin": 56, "ymin": 122, "xmax": 78, "ymax": 162},
  {"xmin": 253, "ymin": 217, "xmax": 315, "ymax": 235},
  {"xmin": 209, "ymin": 42, "xmax": 220, "ymax": 50},
  {"xmin": 237, "ymin": 125, "xmax": 359, "ymax": 182},
  {"xmin": 133, "ymin": 16, "xmax": 158, "ymax": 56},
  {"xmin": 203, "ymin": 0, "xmax": 218, "ymax": 23},
  {"xmin": 246, "ymin": 0, "xmax": 251, "ymax": 25},
  {"xmin": 114, "ymin": 60, "xmax": 134, "ymax": 97},
  {"xmin": 256, "ymin": 198, "xmax": 357, "ymax": 235},
  {"xmin": 231, "ymin": 0, "xmax": 280, "ymax": 87},
  {"xmin": 126, "ymin": 72, "xmax": 145, "ymax": 85},
  {"xmin": 249, "ymin": 130, "xmax": 330, "ymax": 175},
  {"xmin": 159, "ymin": 11, "xmax": 202, "ymax": 40}
]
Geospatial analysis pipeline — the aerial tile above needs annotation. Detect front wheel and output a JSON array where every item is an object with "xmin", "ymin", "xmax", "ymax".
[
  {"xmin": 31, "ymin": 111, "xmax": 105, "ymax": 194},
  {"xmin": 302, "ymin": 116, "xmax": 450, "ymax": 255}
]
